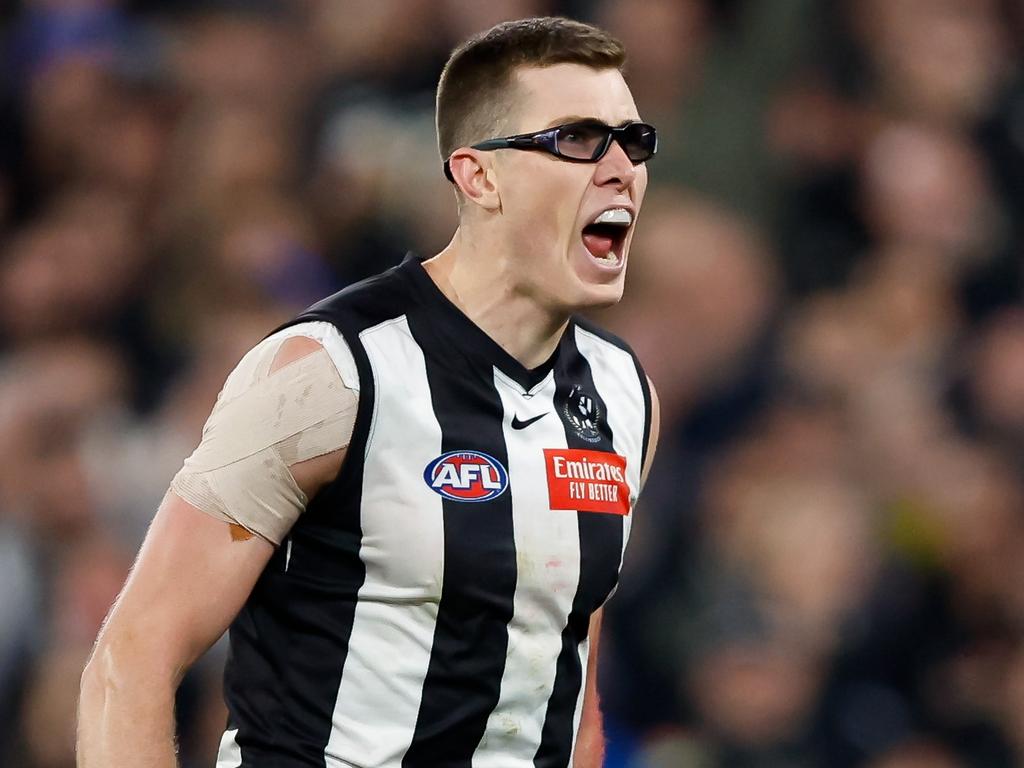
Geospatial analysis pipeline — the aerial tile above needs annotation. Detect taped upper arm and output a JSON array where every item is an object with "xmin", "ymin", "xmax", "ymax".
[
  {"xmin": 171, "ymin": 327, "xmax": 359, "ymax": 545},
  {"xmin": 270, "ymin": 335, "xmax": 351, "ymax": 509}
]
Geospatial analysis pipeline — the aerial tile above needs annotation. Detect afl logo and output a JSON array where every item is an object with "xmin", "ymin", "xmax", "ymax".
[{"xmin": 423, "ymin": 450, "xmax": 509, "ymax": 502}]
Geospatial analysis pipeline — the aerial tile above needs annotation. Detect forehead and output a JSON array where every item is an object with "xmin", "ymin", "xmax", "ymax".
[{"xmin": 511, "ymin": 63, "xmax": 640, "ymax": 130}]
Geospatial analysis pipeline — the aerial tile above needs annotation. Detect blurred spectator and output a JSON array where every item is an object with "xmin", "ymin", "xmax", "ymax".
[
  {"xmin": 0, "ymin": 187, "xmax": 145, "ymax": 343},
  {"xmin": 968, "ymin": 308, "xmax": 1024, "ymax": 450},
  {"xmin": 866, "ymin": 740, "xmax": 966, "ymax": 768}
]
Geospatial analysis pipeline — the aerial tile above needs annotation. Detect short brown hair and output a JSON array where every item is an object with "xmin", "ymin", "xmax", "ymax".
[{"xmin": 436, "ymin": 17, "xmax": 626, "ymax": 161}]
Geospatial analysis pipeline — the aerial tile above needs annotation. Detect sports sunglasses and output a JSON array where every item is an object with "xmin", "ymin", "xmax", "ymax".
[{"xmin": 443, "ymin": 120, "xmax": 658, "ymax": 182}]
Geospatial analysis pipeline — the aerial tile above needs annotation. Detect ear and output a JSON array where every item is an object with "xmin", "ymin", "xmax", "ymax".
[{"xmin": 447, "ymin": 149, "xmax": 501, "ymax": 211}]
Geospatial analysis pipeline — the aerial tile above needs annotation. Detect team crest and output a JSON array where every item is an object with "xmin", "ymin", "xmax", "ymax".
[
  {"xmin": 563, "ymin": 385, "xmax": 602, "ymax": 443},
  {"xmin": 423, "ymin": 450, "xmax": 509, "ymax": 502}
]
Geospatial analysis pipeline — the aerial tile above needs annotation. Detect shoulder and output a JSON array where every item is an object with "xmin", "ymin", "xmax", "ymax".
[
  {"xmin": 571, "ymin": 317, "xmax": 659, "ymax": 478},
  {"xmin": 290, "ymin": 260, "xmax": 414, "ymax": 334},
  {"xmin": 257, "ymin": 261, "xmax": 416, "ymax": 386},
  {"xmin": 261, "ymin": 320, "xmax": 360, "ymax": 392},
  {"xmin": 571, "ymin": 316, "xmax": 651, "ymax": 397},
  {"xmin": 572, "ymin": 315, "xmax": 640, "ymax": 359}
]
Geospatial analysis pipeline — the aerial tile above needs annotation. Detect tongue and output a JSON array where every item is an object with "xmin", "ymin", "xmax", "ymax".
[{"xmin": 582, "ymin": 232, "xmax": 615, "ymax": 258}]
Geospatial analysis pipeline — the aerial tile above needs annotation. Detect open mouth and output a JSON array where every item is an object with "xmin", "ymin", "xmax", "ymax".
[{"xmin": 581, "ymin": 207, "xmax": 632, "ymax": 266}]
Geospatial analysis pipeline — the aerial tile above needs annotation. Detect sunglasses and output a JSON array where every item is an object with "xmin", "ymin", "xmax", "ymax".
[{"xmin": 443, "ymin": 120, "xmax": 658, "ymax": 182}]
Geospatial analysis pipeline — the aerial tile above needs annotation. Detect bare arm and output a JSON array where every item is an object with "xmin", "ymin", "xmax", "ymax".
[
  {"xmin": 77, "ymin": 494, "xmax": 274, "ymax": 768},
  {"xmin": 574, "ymin": 609, "xmax": 606, "ymax": 768},
  {"xmin": 574, "ymin": 378, "xmax": 660, "ymax": 767},
  {"xmin": 77, "ymin": 336, "xmax": 347, "ymax": 767}
]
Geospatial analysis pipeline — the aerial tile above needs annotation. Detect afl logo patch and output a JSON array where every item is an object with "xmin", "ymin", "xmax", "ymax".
[
  {"xmin": 563, "ymin": 385, "xmax": 602, "ymax": 443},
  {"xmin": 423, "ymin": 450, "xmax": 509, "ymax": 502}
]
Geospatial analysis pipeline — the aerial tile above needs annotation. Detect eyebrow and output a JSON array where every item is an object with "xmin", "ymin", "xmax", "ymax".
[{"xmin": 542, "ymin": 115, "xmax": 639, "ymax": 129}]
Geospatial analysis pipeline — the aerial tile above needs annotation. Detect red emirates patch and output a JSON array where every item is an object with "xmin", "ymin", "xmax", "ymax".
[{"xmin": 544, "ymin": 448, "xmax": 631, "ymax": 515}]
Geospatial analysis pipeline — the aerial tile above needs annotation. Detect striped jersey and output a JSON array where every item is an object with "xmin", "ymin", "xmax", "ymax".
[{"xmin": 216, "ymin": 254, "xmax": 652, "ymax": 767}]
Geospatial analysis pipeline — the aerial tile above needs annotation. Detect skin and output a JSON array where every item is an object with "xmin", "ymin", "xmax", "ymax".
[
  {"xmin": 77, "ymin": 65, "xmax": 660, "ymax": 768},
  {"xmin": 77, "ymin": 337, "xmax": 339, "ymax": 767},
  {"xmin": 434, "ymin": 63, "xmax": 650, "ymax": 368}
]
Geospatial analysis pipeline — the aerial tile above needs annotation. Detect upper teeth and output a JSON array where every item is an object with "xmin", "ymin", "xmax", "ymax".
[{"xmin": 594, "ymin": 208, "xmax": 632, "ymax": 226}]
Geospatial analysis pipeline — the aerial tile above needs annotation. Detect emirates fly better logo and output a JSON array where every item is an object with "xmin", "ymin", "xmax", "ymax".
[
  {"xmin": 544, "ymin": 448, "xmax": 631, "ymax": 515},
  {"xmin": 423, "ymin": 450, "xmax": 509, "ymax": 502}
]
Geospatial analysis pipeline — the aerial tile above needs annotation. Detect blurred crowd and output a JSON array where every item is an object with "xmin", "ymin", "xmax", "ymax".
[{"xmin": 2, "ymin": 0, "xmax": 1024, "ymax": 766}]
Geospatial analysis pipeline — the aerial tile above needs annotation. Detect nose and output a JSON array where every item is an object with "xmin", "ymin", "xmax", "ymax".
[{"xmin": 593, "ymin": 138, "xmax": 636, "ymax": 191}]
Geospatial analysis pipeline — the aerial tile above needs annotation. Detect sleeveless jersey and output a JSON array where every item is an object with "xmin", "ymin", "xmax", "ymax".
[{"xmin": 216, "ymin": 254, "xmax": 652, "ymax": 768}]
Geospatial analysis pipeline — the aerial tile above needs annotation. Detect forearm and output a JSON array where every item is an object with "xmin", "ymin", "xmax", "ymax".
[
  {"xmin": 575, "ymin": 608, "xmax": 606, "ymax": 768},
  {"xmin": 573, "ymin": 702, "xmax": 605, "ymax": 768},
  {"xmin": 77, "ymin": 647, "xmax": 180, "ymax": 768}
]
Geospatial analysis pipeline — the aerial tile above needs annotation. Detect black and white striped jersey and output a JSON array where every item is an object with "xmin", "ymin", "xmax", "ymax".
[{"xmin": 216, "ymin": 254, "xmax": 652, "ymax": 768}]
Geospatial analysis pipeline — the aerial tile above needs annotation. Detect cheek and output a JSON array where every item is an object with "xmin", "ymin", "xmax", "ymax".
[
  {"xmin": 634, "ymin": 166, "xmax": 650, "ymax": 205},
  {"xmin": 504, "ymin": 177, "xmax": 582, "ymax": 248}
]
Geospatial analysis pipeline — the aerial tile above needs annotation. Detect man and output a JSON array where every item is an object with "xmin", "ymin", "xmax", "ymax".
[{"xmin": 78, "ymin": 16, "xmax": 660, "ymax": 768}]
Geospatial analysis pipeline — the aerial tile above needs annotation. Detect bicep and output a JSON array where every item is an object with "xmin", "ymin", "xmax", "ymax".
[
  {"xmin": 93, "ymin": 491, "xmax": 274, "ymax": 679},
  {"xmin": 171, "ymin": 332, "xmax": 357, "ymax": 545},
  {"xmin": 92, "ymin": 331, "xmax": 359, "ymax": 677}
]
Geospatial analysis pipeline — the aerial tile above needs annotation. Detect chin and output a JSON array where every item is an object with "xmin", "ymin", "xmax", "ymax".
[
  {"xmin": 565, "ymin": 272, "xmax": 626, "ymax": 312},
  {"xmin": 563, "ymin": 243, "xmax": 628, "ymax": 311}
]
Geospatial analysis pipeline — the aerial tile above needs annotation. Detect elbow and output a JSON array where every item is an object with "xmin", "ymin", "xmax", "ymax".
[
  {"xmin": 79, "ymin": 634, "xmax": 137, "ymax": 709},
  {"xmin": 80, "ymin": 646, "xmax": 103, "ymax": 695},
  {"xmin": 77, "ymin": 646, "xmax": 112, "ymax": 762},
  {"xmin": 80, "ymin": 631, "xmax": 184, "ymax": 705},
  {"xmin": 79, "ymin": 643, "xmax": 114, "ymax": 713}
]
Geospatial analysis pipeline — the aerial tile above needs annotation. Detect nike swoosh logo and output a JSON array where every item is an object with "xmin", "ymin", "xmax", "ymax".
[{"xmin": 511, "ymin": 413, "xmax": 548, "ymax": 430}]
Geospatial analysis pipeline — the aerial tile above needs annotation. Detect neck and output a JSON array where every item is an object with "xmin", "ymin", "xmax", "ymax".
[{"xmin": 423, "ymin": 228, "xmax": 569, "ymax": 370}]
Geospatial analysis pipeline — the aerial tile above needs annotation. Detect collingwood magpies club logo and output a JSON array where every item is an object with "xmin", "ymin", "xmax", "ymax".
[{"xmin": 563, "ymin": 385, "xmax": 602, "ymax": 443}]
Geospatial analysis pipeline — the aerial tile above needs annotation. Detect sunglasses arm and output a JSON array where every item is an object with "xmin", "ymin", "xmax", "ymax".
[{"xmin": 471, "ymin": 138, "xmax": 519, "ymax": 150}]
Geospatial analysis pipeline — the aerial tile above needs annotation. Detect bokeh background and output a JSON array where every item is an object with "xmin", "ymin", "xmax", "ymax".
[{"xmin": 2, "ymin": 0, "xmax": 1024, "ymax": 766}]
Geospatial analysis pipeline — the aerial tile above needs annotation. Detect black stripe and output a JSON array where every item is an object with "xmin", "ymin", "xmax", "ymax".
[
  {"xmin": 225, "ymin": 321, "xmax": 374, "ymax": 767},
  {"xmin": 535, "ymin": 326, "xmax": 624, "ymax": 768},
  {"xmin": 402, "ymin": 312, "xmax": 518, "ymax": 767}
]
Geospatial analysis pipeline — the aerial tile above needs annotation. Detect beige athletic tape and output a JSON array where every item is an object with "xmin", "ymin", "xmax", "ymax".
[
  {"xmin": 171, "ymin": 335, "xmax": 358, "ymax": 545},
  {"xmin": 173, "ymin": 447, "xmax": 307, "ymax": 544}
]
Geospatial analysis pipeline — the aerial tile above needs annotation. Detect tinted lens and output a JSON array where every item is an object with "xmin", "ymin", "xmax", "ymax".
[
  {"xmin": 619, "ymin": 123, "xmax": 657, "ymax": 162},
  {"xmin": 554, "ymin": 123, "xmax": 610, "ymax": 160}
]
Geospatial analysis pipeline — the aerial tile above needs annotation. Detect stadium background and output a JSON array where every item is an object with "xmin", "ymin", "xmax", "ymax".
[{"xmin": 3, "ymin": 0, "xmax": 1024, "ymax": 766}]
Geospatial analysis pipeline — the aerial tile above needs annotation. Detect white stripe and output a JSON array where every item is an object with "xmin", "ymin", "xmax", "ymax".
[
  {"xmin": 215, "ymin": 728, "xmax": 241, "ymax": 768},
  {"xmin": 473, "ymin": 369, "xmax": 579, "ymax": 767},
  {"xmin": 573, "ymin": 327, "xmax": 647, "ymax": 579},
  {"xmin": 324, "ymin": 315, "xmax": 444, "ymax": 767}
]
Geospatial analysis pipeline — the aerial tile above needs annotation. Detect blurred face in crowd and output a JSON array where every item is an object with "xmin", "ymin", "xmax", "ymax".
[{"xmin": 464, "ymin": 63, "xmax": 649, "ymax": 313}]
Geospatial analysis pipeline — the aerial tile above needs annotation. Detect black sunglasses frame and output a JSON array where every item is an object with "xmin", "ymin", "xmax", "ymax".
[{"xmin": 443, "ymin": 120, "xmax": 658, "ymax": 183}]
